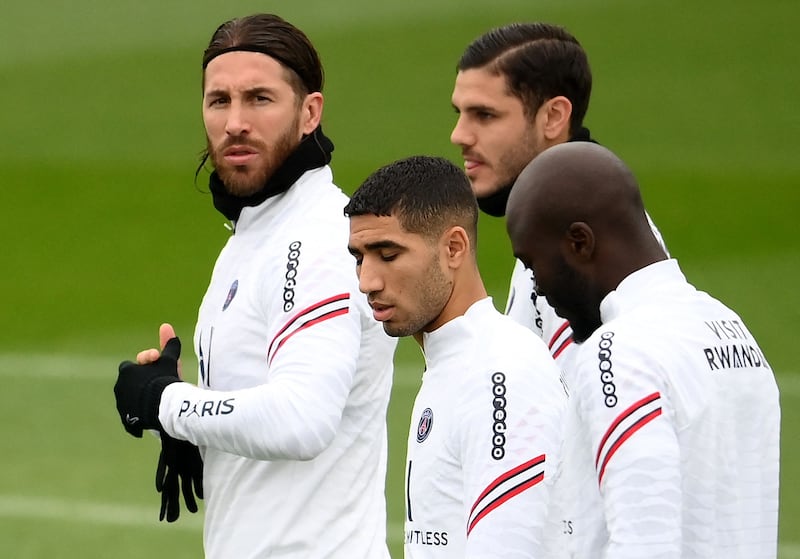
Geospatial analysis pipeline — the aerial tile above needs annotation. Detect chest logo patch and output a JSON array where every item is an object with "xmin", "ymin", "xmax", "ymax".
[
  {"xmin": 416, "ymin": 407, "xmax": 434, "ymax": 443},
  {"xmin": 222, "ymin": 279, "xmax": 238, "ymax": 311}
]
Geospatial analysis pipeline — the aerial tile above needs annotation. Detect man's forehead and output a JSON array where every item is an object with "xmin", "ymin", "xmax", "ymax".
[
  {"xmin": 349, "ymin": 214, "xmax": 401, "ymax": 237},
  {"xmin": 349, "ymin": 214, "xmax": 417, "ymax": 246},
  {"xmin": 452, "ymin": 68, "xmax": 516, "ymax": 103},
  {"xmin": 204, "ymin": 51, "xmax": 290, "ymax": 89}
]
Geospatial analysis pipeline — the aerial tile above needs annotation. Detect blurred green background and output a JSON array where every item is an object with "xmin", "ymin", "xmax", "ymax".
[{"xmin": 1, "ymin": 0, "xmax": 797, "ymax": 557}]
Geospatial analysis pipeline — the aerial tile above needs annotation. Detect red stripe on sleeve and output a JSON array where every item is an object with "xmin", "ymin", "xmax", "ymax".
[
  {"xmin": 267, "ymin": 293, "xmax": 350, "ymax": 357},
  {"xmin": 597, "ymin": 408, "xmax": 662, "ymax": 486},
  {"xmin": 467, "ymin": 473, "xmax": 544, "ymax": 535},
  {"xmin": 552, "ymin": 336, "xmax": 573, "ymax": 359},
  {"xmin": 268, "ymin": 307, "xmax": 349, "ymax": 365},
  {"xmin": 595, "ymin": 392, "xmax": 661, "ymax": 468},
  {"xmin": 548, "ymin": 321, "xmax": 570, "ymax": 350}
]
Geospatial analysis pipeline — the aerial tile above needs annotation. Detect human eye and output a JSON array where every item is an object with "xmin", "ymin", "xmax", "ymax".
[
  {"xmin": 348, "ymin": 249, "xmax": 363, "ymax": 266},
  {"xmin": 249, "ymin": 90, "xmax": 274, "ymax": 105},
  {"xmin": 207, "ymin": 96, "xmax": 228, "ymax": 108},
  {"xmin": 380, "ymin": 252, "xmax": 398, "ymax": 262}
]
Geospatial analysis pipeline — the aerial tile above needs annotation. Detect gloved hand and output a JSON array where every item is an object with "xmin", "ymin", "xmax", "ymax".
[
  {"xmin": 114, "ymin": 337, "xmax": 182, "ymax": 437},
  {"xmin": 156, "ymin": 432, "xmax": 204, "ymax": 522}
]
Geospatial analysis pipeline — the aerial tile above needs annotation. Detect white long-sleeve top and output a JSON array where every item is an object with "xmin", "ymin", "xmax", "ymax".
[
  {"xmin": 550, "ymin": 259, "xmax": 780, "ymax": 558},
  {"xmin": 404, "ymin": 298, "xmax": 567, "ymax": 558},
  {"xmin": 158, "ymin": 166, "xmax": 396, "ymax": 559}
]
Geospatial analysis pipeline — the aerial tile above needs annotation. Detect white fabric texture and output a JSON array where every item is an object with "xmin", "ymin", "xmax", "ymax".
[
  {"xmin": 404, "ymin": 298, "xmax": 567, "ymax": 558},
  {"xmin": 549, "ymin": 259, "xmax": 780, "ymax": 558},
  {"xmin": 159, "ymin": 166, "xmax": 396, "ymax": 559}
]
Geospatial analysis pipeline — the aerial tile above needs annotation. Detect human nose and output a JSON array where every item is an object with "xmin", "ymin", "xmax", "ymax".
[
  {"xmin": 357, "ymin": 259, "xmax": 383, "ymax": 295},
  {"xmin": 225, "ymin": 101, "xmax": 250, "ymax": 137},
  {"xmin": 450, "ymin": 115, "xmax": 472, "ymax": 147}
]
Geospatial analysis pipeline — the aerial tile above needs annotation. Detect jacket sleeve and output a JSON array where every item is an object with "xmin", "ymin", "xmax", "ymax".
[
  {"xmin": 459, "ymin": 354, "xmax": 567, "ymax": 558},
  {"xmin": 576, "ymin": 329, "xmax": 682, "ymax": 558},
  {"xmin": 158, "ymin": 247, "xmax": 363, "ymax": 461}
]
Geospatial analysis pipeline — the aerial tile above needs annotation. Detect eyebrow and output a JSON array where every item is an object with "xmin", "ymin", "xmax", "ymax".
[
  {"xmin": 204, "ymin": 86, "xmax": 281, "ymax": 98},
  {"xmin": 347, "ymin": 239, "xmax": 405, "ymax": 255},
  {"xmin": 453, "ymin": 101, "xmax": 501, "ymax": 114}
]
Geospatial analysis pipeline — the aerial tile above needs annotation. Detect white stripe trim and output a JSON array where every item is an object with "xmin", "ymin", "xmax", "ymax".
[
  {"xmin": 267, "ymin": 296, "xmax": 350, "ymax": 362},
  {"xmin": 596, "ymin": 394, "xmax": 662, "ymax": 471},
  {"xmin": 547, "ymin": 321, "xmax": 572, "ymax": 351},
  {"xmin": 468, "ymin": 456, "xmax": 546, "ymax": 532}
]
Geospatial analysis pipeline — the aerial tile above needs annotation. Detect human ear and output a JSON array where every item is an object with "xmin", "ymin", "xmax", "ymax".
[
  {"xmin": 542, "ymin": 96, "xmax": 572, "ymax": 143},
  {"xmin": 563, "ymin": 221, "xmax": 595, "ymax": 262},
  {"xmin": 443, "ymin": 226, "xmax": 470, "ymax": 268},
  {"xmin": 300, "ymin": 92, "xmax": 324, "ymax": 134}
]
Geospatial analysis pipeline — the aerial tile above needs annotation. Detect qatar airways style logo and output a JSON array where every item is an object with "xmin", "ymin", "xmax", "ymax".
[
  {"xmin": 491, "ymin": 372, "xmax": 507, "ymax": 459},
  {"xmin": 598, "ymin": 331, "xmax": 617, "ymax": 407},
  {"xmin": 283, "ymin": 241, "xmax": 302, "ymax": 312}
]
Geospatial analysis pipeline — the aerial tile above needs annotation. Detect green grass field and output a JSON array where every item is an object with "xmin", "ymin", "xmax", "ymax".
[{"xmin": 1, "ymin": 0, "xmax": 797, "ymax": 556}]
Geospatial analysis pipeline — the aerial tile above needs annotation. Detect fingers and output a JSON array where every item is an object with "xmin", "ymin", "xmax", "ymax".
[
  {"xmin": 161, "ymin": 337, "xmax": 182, "ymax": 362},
  {"xmin": 181, "ymin": 474, "xmax": 199, "ymax": 513},
  {"xmin": 159, "ymin": 323, "xmax": 177, "ymax": 350},
  {"xmin": 156, "ymin": 451, "xmax": 167, "ymax": 492},
  {"xmin": 136, "ymin": 348, "xmax": 161, "ymax": 365},
  {"xmin": 159, "ymin": 324, "xmax": 183, "ymax": 378},
  {"xmin": 159, "ymin": 472, "xmax": 180, "ymax": 522}
]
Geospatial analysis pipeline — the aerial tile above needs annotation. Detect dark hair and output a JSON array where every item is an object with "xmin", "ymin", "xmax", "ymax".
[
  {"xmin": 196, "ymin": 14, "xmax": 324, "ymax": 177},
  {"xmin": 458, "ymin": 22, "xmax": 592, "ymax": 135},
  {"xmin": 345, "ymin": 156, "xmax": 479, "ymax": 247},
  {"xmin": 202, "ymin": 13, "xmax": 324, "ymax": 97}
]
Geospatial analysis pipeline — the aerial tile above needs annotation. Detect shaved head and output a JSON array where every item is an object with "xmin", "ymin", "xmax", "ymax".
[{"xmin": 506, "ymin": 142, "xmax": 666, "ymax": 341}]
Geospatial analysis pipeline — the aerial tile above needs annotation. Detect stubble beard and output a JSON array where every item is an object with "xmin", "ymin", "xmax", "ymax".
[
  {"xmin": 382, "ymin": 252, "xmax": 452, "ymax": 338},
  {"xmin": 476, "ymin": 127, "xmax": 542, "ymax": 205},
  {"xmin": 209, "ymin": 116, "xmax": 301, "ymax": 197}
]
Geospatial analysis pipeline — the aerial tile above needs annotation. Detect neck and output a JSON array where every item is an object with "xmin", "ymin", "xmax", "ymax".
[
  {"xmin": 419, "ymin": 271, "xmax": 488, "ymax": 343},
  {"xmin": 209, "ymin": 126, "xmax": 334, "ymax": 221}
]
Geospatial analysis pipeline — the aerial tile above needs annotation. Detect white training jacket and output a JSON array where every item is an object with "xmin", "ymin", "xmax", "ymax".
[
  {"xmin": 549, "ymin": 259, "xmax": 780, "ymax": 558},
  {"xmin": 158, "ymin": 166, "xmax": 397, "ymax": 559},
  {"xmin": 404, "ymin": 298, "xmax": 567, "ymax": 559},
  {"xmin": 505, "ymin": 211, "xmax": 668, "ymax": 368}
]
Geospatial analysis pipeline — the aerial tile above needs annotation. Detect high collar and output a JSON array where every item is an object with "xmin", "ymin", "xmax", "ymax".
[
  {"xmin": 421, "ymin": 297, "xmax": 495, "ymax": 363},
  {"xmin": 209, "ymin": 126, "xmax": 334, "ymax": 222},
  {"xmin": 599, "ymin": 259, "xmax": 686, "ymax": 324}
]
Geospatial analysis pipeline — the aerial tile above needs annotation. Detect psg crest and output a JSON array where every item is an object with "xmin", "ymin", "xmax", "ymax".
[{"xmin": 416, "ymin": 408, "xmax": 433, "ymax": 443}]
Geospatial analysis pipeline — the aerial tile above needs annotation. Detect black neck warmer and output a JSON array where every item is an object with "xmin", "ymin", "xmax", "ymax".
[
  {"xmin": 209, "ymin": 126, "xmax": 335, "ymax": 221},
  {"xmin": 476, "ymin": 126, "xmax": 598, "ymax": 217}
]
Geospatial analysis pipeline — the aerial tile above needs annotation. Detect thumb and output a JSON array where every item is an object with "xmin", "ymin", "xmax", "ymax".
[
  {"xmin": 161, "ymin": 337, "xmax": 182, "ymax": 362},
  {"xmin": 159, "ymin": 323, "xmax": 177, "ymax": 351}
]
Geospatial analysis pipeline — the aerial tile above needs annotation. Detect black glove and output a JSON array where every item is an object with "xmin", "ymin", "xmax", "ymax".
[
  {"xmin": 114, "ymin": 337, "xmax": 182, "ymax": 437},
  {"xmin": 156, "ymin": 432, "xmax": 204, "ymax": 522}
]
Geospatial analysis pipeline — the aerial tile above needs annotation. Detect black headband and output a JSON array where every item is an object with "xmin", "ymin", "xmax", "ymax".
[{"xmin": 203, "ymin": 45, "xmax": 312, "ymax": 90}]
